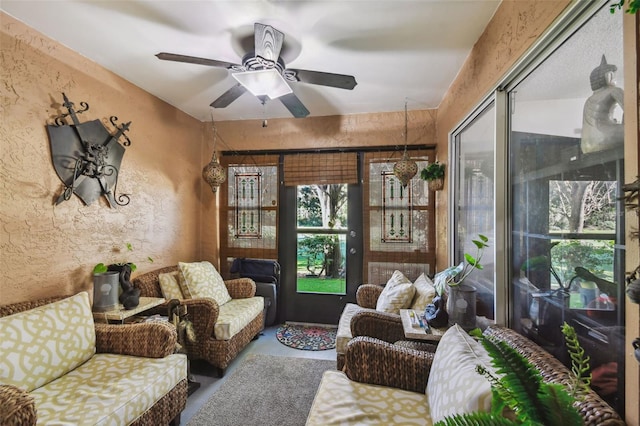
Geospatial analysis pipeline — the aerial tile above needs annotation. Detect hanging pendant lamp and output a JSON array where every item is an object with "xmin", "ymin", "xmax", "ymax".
[
  {"xmin": 393, "ymin": 100, "xmax": 418, "ymax": 187},
  {"xmin": 202, "ymin": 120, "xmax": 226, "ymax": 193}
]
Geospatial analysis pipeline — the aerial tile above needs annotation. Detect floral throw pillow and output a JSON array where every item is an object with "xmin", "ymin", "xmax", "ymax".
[{"xmin": 178, "ymin": 261, "xmax": 232, "ymax": 306}]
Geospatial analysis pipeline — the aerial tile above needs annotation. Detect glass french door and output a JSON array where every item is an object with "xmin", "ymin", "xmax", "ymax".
[{"xmin": 280, "ymin": 181, "xmax": 362, "ymax": 324}]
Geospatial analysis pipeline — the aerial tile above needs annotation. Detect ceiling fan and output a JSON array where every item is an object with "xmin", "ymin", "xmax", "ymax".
[{"xmin": 156, "ymin": 23, "xmax": 357, "ymax": 118}]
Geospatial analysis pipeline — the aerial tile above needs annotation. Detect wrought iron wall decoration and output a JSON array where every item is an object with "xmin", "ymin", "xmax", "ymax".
[
  {"xmin": 382, "ymin": 170, "xmax": 412, "ymax": 242},
  {"xmin": 47, "ymin": 93, "xmax": 132, "ymax": 207},
  {"xmin": 235, "ymin": 172, "xmax": 262, "ymax": 238}
]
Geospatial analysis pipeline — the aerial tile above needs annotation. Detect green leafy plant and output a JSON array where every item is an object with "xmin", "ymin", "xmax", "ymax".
[
  {"xmin": 420, "ymin": 161, "xmax": 446, "ymax": 181},
  {"xmin": 93, "ymin": 243, "xmax": 153, "ymax": 274},
  {"xmin": 433, "ymin": 234, "xmax": 489, "ymax": 295},
  {"xmin": 435, "ymin": 323, "xmax": 590, "ymax": 426},
  {"xmin": 610, "ymin": 0, "xmax": 640, "ymax": 14}
]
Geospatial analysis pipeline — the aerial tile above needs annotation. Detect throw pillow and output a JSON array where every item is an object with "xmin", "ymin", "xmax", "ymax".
[
  {"xmin": 376, "ymin": 270, "xmax": 415, "ymax": 314},
  {"xmin": 158, "ymin": 271, "xmax": 184, "ymax": 300},
  {"xmin": 410, "ymin": 273, "xmax": 436, "ymax": 311},
  {"xmin": 426, "ymin": 324, "xmax": 493, "ymax": 422},
  {"xmin": 178, "ymin": 261, "xmax": 232, "ymax": 306}
]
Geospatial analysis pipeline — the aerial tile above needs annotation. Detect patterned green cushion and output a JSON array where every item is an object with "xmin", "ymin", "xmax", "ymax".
[
  {"xmin": 215, "ymin": 297, "xmax": 264, "ymax": 340},
  {"xmin": 158, "ymin": 271, "xmax": 184, "ymax": 300},
  {"xmin": 307, "ymin": 370, "xmax": 431, "ymax": 425},
  {"xmin": 376, "ymin": 270, "xmax": 415, "ymax": 314},
  {"xmin": 410, "ymin": 273, "xmax": 436, "ymax": 311},
  {"xmin": 426, "ymin": 324, "xmax": 493, "ymax": 422},
  {"xmin": 30, "ymin": 353, "xmax": 187, "ymax": 425},
  {"xmin": 0, "ymin": 292, "xmax": 96, "ymax": 392},
  {"xmin": 178, "ymin": 261, "xmax": 232, "ymax": 306}
]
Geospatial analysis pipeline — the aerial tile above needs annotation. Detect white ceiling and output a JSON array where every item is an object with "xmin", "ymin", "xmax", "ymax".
[{"xmin": 2, "ymin": 0, "xmax": 501, "ymax": 122}]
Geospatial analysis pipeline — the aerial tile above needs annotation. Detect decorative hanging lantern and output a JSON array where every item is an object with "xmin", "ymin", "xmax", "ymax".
[
  {"xmin": 202, "ymin": 120, "xmax": 226, "ymax": 193},
  {"xmin": 393, "ymin": 150, "xmax": 418, "ymax": 187},
  {"xmin": 393, "ymin": 99, "xmax": 418, "ymax": 187}
]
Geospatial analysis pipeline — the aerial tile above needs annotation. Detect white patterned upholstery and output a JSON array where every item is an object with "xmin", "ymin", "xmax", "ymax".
[
  {"xmin": 336, "ymin": 303, "xmax": 376, "ymax": 357},
  {"xmin": 158, "ymin": 271, "xmax": 184, "ymax": 300},
  {"xmin": 31, "ymin": 353, "xmax": 186, "ymax": 425},
  {"xmin": 376, "ymin": 270, "xmax": 415, "ymax": 314},
  {"xmin": 409, "ymin": 273, "xmax": 436, "ymax": 311},
  {"xmin": 306, "ymin": 370, "xmax": 431, "ymax": 426},
  {"xmin": 426, "ymin": 324, "xmax": 493, "ymax": 422},
  {"xmin": 178, "ymin": 261, "xmax": 232, "ymax": 305},
  {"xmin": 215, "ymin": 297, "xmax": 264, "ymax": 340},
  {"xmin": 0, "ymin": 292, "xmax": 96, "ymax": 392}
]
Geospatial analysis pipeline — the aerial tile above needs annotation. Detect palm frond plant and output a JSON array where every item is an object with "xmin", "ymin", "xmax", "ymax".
[{"xmin": 435, "ymin": 323, "xmax": 591, "ymax": 426}]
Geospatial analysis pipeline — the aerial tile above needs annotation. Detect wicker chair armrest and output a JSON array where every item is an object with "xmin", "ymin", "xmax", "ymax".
[
  {"xmin": 344, "ymin": 336, "xmax": 434, "ymax": 393},
  {"xmin": 95, "ymin": 322, "xmax": 177, "ymax": 358},
  {"xmin": 355, "ymin": 284, "xmax": 384, "ymax": 308},
  {"xmin": 178, "ymin": 298, "xmax": 219, "ymax": 339},
  {"xmin": 224, "ymin": 278, "xmax": 256, "ymax": 299},
  {"xmin": 484, "ymin": 326, "xmax": 625, "ymax": 426},
  {"xmin": 0, "ymin": 384, "xmax": 36, "ymax": 426},
  {"xmin": 350, "ymin": 310, "xmax": 406, "ymax": 343}
]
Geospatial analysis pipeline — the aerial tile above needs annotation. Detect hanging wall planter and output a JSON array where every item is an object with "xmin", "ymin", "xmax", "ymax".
[{"xmin": 420, "ymin": 161, "xmax": 445, "ymax": 191}]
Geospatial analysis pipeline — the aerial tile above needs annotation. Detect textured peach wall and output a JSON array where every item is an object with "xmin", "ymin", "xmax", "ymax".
[
  {"xmin": 434, "ymin": 0, "xmax": 571, "ymax": 270},
  {"xmin": 214, "ymin": 109, "xmax": 437, "ymax": 151},
  {"xmin": 0, "ymin": 13, "xmax": 210, "ymax": 305}
]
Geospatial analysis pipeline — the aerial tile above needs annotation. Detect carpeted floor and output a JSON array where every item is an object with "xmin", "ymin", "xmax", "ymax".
[
  {"xmin": 187, "ymin": 354, "xmax": 334, "ymax": 426},
  {"xmin": 276, "ymin": 323, "xmax": 337, "ymax": 351}
]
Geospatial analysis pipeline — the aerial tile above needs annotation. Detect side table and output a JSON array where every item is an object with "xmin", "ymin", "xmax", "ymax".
[
  {"xmin": 92, "ymin": 297, "xmax": 165, "ymax": 324},
  {"xmin": 399, "ymin": 309, "xmax": 448, "ymax": 342}
]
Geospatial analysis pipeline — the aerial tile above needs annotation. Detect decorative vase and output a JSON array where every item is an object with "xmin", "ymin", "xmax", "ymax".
[
  {"xmin": 447, "ymin": 283, "xmax": 476, "ymax": 330},
  {"xmin": 92, "ymin": 271, "xmax": 120, "ymax": 312},
  {"xmin": 428, "ymin": 178, "xmax": 444, "ymax": 191},
  {"xmin": 108, "ymin": 263, "xmax": 140, "ymax": 310}
]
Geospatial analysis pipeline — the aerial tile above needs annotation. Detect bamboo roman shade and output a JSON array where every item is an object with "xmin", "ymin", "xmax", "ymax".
[{"xmin": 283, "ymin": 152, "xmax": 358, "ymax": 186}]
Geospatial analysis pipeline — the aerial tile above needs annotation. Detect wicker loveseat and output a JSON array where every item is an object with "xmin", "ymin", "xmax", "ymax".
[
  {"xmin": 308, "ymin": 324, "xmax": 624, "ymax": 426},
  {"xmin": 133, "ymin": 264, "xmax": 264, "ymax": 376},
  {"xmin": 0, "ymin": 292, "xmax": 188, "ymax": 426}
]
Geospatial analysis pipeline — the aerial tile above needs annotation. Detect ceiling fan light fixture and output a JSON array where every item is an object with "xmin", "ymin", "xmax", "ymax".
[{"xmin": 232, "ymin": 69, "xmax": 292, "ymax": 100}]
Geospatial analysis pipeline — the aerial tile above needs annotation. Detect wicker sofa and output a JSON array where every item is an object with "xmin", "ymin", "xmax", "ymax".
[
  {"xmin": 0, "ymin": 292, "xmax": 188, "ymax": 426},
  {"xmin": 308, "ymin": 324, "xmax": 624, "ymax": 426},
  {"xmin": 133, "ymin": 265, "xmax": 264, "ymax": 376}
]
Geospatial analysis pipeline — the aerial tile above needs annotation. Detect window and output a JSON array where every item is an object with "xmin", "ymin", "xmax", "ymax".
[{"xmin": 508, "ymin": 3, "xmax": 625, "ymax": 413}]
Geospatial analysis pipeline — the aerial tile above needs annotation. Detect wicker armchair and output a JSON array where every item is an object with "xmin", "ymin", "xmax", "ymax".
[
  {"xmin": 0, "ymin": 295, "xmax": 187, "ymax": 426},
  {"xmin": 133, "ymin": 265, "xmax": 264, "ymax": 376},
  {"xmin": 336, "ymin": 284, "xmax": 408, "ymax": 369}
]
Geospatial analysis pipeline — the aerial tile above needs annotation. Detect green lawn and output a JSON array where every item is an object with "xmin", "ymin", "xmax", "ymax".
[{"xmin": 297, "ymin": 276, "xmax": 346, "ymax": 294}]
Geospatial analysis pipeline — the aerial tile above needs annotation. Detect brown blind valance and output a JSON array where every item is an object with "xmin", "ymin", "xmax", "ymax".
[{"xmin": 283, "ymin": 152, "xmax": 358, "ymax": 186}]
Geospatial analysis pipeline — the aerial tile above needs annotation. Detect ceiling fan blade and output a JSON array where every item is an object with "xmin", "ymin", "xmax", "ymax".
[
  {"xmin": 279, "ymin": 93, "xmax": 310, "ymax": 118},
  {"xmin": 254, "ymin": 23, "xmax": 284, "ymax": 63},
  {"xmin": 210, "ymin": 84, "xmax": 247, "ymax": 108},
  {"xmin": 156, "ymin": 52, "xmax": 240, "ymax": 69},
  {"xmin": 285, "ymin": 69, "xmax": 357, "ymax": 90}
]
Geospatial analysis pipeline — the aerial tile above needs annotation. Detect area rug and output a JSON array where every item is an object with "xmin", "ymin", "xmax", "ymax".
[
  {"xmin": 276, "ymin": 323, "xmax": 337, "ymax": 351},
  {"xmin": 187, "ymin": 354, "xmax": 334, "ymax": 426}
]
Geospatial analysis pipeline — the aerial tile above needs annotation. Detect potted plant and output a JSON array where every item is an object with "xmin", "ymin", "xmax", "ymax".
[
  {"xmin": 433, "ymin": 234, "xmax": 489, "ymax": 329},
  {"xmin": 93, "ymin": 243, "xmax": 153, "ymax": 310},
  {"xmin": 420, "ymin": 161, "xmax": 446, "ymax": 191},
  {"xmin": 436, "ymin": 322, "xmax": 591, "ymax": 425}
]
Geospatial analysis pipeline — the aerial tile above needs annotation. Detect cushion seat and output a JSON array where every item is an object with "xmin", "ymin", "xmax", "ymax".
[
  {"xmin": 215, "ymin": 297, "xmax": 264, "ymax": 340},
  {"xmin": 336, "ymin": 303, "xmax": 376, "ymax": 357},
  {"xmin": 306, "ymin": 370, "xmax": 431, "ymax": 426},
  {"xmin": 31, "ymin": 353, "xmax": 186, "ymax": 425}
]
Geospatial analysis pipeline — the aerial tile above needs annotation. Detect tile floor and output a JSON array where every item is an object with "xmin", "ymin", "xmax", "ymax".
[{"xmin": 182, "ymin": 324, "xmax": 337, "ymax": 424}]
